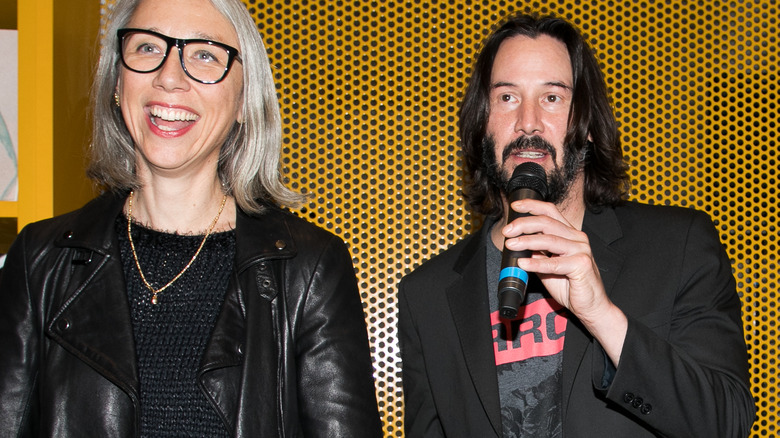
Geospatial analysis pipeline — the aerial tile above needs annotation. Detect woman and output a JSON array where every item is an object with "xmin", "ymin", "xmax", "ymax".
[{"xmin": 0, "ymin": 0, "xmax": 382, "ymax": 436}]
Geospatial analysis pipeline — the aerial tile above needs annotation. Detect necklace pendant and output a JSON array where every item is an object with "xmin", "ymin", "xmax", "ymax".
[{"xmin": 151, "ymin": 293, "xmax": 158, "ymax": 305}]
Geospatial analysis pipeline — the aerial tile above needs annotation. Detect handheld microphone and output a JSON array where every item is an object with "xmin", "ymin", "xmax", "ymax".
[{"xmin": 498, "ymin": 162, "xmax": 548, "ymax": 319}]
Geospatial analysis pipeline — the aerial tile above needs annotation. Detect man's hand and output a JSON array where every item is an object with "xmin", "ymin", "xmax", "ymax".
[{"xmin": 502, "ymin": 198, "xmax": 628, "ymax": 365}]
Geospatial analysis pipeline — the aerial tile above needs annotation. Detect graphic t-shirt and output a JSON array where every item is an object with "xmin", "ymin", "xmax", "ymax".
[{"xmin": 487, "ymin": 239, "xmax": 568, "ymax": 437}]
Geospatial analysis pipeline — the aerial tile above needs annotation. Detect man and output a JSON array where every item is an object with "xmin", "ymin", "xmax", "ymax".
[{"xmin": 398, "ymin": 13, "xmax": 756, "ymax": 438}]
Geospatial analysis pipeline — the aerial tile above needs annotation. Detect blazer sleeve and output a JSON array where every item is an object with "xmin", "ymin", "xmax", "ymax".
[
  {"xmin": 0, "ymin": 227, "xmax": 40, "ymax": 437},
  {"xmin": 601, "ymin": 210, "xmax": 756, "ymax": 437},
  {"xmin": 294, "ymin": 234, "xmax": 382, "ymax": 438},
  {"xmin": 398, "ymin": 278, "xmax": 446, "ymax": 438}
]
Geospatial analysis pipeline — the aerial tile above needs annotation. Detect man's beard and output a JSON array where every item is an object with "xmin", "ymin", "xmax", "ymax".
[{"xmin": 482, "ymin": 135, "xmax": 584, "ymax": 205}]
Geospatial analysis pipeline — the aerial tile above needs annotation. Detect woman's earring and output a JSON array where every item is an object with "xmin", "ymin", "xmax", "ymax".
[{"xmin": 114, "ymin": 92, "xmax": 121, "ymax": 108}]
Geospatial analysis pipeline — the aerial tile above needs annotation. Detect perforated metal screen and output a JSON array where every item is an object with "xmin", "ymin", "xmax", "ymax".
[{"xmin": 102, "ymin": 0, "xmax": 778, "ymax": 436}]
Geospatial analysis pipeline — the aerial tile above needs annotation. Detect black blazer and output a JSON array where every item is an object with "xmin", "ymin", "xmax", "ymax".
[
  {"xmin": 0, "ymin": 192, "xmax": 382, "ymax": 437},
  {"xmin": 399, "ymin": 201, "xmax": 755, "ymax": 437}
]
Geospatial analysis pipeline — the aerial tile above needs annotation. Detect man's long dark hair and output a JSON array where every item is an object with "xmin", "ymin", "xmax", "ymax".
[{"xmin": 459, "ymin": 13, "xmax": 630, "ymax": 219}]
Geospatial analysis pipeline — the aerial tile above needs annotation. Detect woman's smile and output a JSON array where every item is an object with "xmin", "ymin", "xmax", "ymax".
[{"xmin": 146, "ymin": 103, "xmax": 200, "ymax": 136}]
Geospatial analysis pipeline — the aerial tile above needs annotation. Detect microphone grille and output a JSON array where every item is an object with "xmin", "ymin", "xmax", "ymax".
[{"xmin": 505, "ymin": 162, "xmax": 548, "ymax": 199}]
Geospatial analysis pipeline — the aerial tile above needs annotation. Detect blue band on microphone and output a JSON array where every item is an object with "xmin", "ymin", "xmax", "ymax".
[{"xmin": 499, "ymin": 267, "xmax": 529, "ymax": 283}]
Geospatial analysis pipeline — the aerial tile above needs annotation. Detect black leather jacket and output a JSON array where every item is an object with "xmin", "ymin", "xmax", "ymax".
[{"xmin": 0, "ymin": 192, "xmax": 382, "ymax": 437}]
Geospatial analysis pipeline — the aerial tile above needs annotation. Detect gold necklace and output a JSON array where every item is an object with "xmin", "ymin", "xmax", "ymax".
[{"xmin": 126, "ymin": 190, "xmax": 228, "ymax": 305}]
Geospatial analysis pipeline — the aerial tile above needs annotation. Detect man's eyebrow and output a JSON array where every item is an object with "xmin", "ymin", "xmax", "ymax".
[
  {"xmin": 490, "ymin": 81, "xmax": 573, "ymax": 91},
  {"xmin": 547, "ymin": 81, "xmax": 573, "ymax": 91},
  {"xmin": 490, "ymin": 81, "xmax": 515, "ymax": 90}
]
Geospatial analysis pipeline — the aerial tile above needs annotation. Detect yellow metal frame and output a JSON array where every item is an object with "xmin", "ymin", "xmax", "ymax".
[
  {"xmin": 2, "ymin": 0, "xmax": 96, "ymax": 231},
  {"xmin": 0, "ymin": 0, "xmax": 53, "ymax": 228}
]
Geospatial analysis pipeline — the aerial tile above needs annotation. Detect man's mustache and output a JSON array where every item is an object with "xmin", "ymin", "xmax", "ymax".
[{"xmin": 501, "ymin": 136, "xmax": 557, "ymax": 164}]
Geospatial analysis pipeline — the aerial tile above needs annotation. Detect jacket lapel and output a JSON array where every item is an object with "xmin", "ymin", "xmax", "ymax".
[
  {"xmin": 199, "ymin": 205, "xmax": 297, "ymax": 372},
  {"xmin": 446, "ymin": 225, "xmax": 503, "ymax": 436},
  {"xmin": 198, "ymin": 206, "xmax": 297, "ymax": 434},
  {"xmin": 45, "ymin": 193, "xmax": 140, "ymax": 399},
  {"xmin": 561, "ymin": 206, "xmax": 625, "ymax": 419},
  {"xmin": 583, "ymin": 206, "xmax": 625, "ymax": 306}
]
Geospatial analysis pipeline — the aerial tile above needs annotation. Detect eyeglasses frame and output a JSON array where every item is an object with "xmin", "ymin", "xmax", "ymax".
[{"xmin": 117, "ymin": 28, "xmax": 243, "ymax": 84}]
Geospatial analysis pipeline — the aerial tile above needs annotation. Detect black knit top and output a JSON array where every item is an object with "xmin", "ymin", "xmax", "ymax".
[{"xmin": 116, "ymin": 214, "xmax": 235, "ymax": 437}]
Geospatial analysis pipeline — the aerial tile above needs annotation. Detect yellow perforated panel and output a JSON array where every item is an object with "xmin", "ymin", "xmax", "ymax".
[
  {"xmin": 102, "ymin": 1, "xmax": 777, "ymax": 436},
  {"xmin": 250, "ymin": 2, "xmax": 777, "ymax": 436}
]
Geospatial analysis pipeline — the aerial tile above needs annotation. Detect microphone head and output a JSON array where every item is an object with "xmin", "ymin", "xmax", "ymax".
[{"xmin": 505, "ymin": 162, "xmax": 548, "ymax": 199}]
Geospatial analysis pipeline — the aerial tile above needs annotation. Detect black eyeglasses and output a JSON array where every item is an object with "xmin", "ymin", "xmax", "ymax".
[{"xmin": 117, "ymin": 28, "xmax": 242, "ymax": 84}]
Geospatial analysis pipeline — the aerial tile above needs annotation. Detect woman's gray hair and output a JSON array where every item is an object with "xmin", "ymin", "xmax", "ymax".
[{"xmin": 87, "ymin": 0, "xmax": 305, "ymax": 213}]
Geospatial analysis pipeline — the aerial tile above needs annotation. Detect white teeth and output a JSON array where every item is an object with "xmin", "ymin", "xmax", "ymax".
[
  {"xmin": 151, "ymin": 119, "xmax": 176, "ymax": 132},
  {"xmin": 150, "ymin": 106, "xmax": 198, "ymax": 122},
  {"xmin": 517, "ymin": 151, "xmax": 545, "ymax": 159}
]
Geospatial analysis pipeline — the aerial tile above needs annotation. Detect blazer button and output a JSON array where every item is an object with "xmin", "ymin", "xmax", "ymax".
[
  {"xmin": 631, "ymin": 397, "xmax": 644, "ymax": 409},
  {"xmin": 275, "ymin": 240, "xmax": 286, "ymax": 250},
  {"xmin": 63, "ymin": 231, "xmax": 73, "ymax": 239},
  {"xmin": 640, "ymin": 403, "xmax": 652, "ymax": 415},
  {"xmin": 623, "ymin": 392, "xmax": 634, "ymax": 403},
  {"xmin": 237, "ymin": 344, "xmax": 243, "ymax": 355}
]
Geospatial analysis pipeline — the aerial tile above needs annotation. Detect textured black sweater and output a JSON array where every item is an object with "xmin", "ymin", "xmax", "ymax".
[{"xmin": 117, "ymin": 215, "xmax": 235, "ymax": 437}]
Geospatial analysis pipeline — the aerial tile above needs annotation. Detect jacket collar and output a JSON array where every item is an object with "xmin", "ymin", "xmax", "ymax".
[
  {"xmin": 53, "ymin": 191, "xmax": 299, "ymax": 270},
  {"xmin": 234, "ymin": 203, "xmax": 297, "ymax": 272},
  {"xmin": 52, "ymin": 191, "xmax": 127, "ymax": 254}
]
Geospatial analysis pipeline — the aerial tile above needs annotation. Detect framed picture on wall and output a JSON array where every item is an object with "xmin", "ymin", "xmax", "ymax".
[{"xmin": 0, "ymin": 29, "xmax": 18, "ymax": 202}]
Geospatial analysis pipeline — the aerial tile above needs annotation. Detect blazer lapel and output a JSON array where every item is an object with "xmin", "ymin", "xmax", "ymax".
[
  {"xmin": 584, "ymin": 206, "xmax": 625, "ymax": 304},
  {"xmin": 561, "ymin": 206, "xmax": 625, "ymax": 419},
  {"xmin": 446, "ymin": 226, "xmax": 503, "ymax": 436}
]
